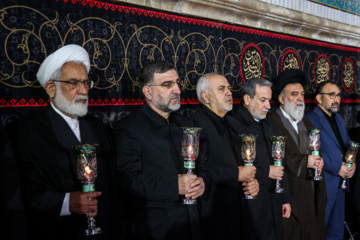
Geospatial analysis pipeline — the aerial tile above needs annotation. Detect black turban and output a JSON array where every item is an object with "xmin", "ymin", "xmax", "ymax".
[{"xmin": 272, "ymin": 69, "xmax": 306, "ymax": 98}]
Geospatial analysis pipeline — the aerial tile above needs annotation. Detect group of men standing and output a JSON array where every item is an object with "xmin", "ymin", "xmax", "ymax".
[{"xmin": 2, "ymin": 44, "xmax": 357, "ymax": 240}]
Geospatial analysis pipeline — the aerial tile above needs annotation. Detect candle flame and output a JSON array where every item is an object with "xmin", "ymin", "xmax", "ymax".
[
  {"xmin": 85, "ymin": 166, "xmax": 92, "ymax": 174},
  {"xmin": 246, "ymin": 149, "xmax": 251, "ymax": 159},
  {"xmin": 311, "ymin": 139, "xmax": 318, "ymax": 150}
]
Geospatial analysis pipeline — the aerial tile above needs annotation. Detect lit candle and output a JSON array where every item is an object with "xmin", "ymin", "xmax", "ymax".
[
  {"xmin": 188, "ymin": 145, "xmax": 194, "ymax": 160},
  {"xmin": 276, "ymin": 149, "xmax": 281, "ymax": 160},
  {"xmin": 312, "ymin": 140, "xmax": 317, "ymax": 149},
  {"xmin": 246, "ymin": 149, "xmax": 251, "ymax": 160},
  {"xmin": 84, "ymin": 166, "xmax": 93, "ymax": 178}
]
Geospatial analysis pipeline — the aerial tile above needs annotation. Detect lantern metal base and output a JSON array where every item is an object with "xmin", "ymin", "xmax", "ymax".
[
  {"xmin": 275, "ymin": 187, "xmax": 284, "ymax": 193},
  {"xmin": 83, "ymin": 217, "xmax": 102, "ymax": 235},
  {"xmin": 84, "ymin": 227, "xmax": 102, "ymax": 235},
  {"xmin": 243, "ymin": 194, "xmax": 256, "ymax": 200},
  {"xmin": 182, "ymin": 198, "xmax": 197, "ymax": 205},
  {"xmin": 313, "ymin": 169, "xmax": 323, "ymax": 181},
  {"xmin": 339, "ymin": 179, "xmax": 347, "ymax": 190},
  {"xmin": 313, "ymin": 175, "xmax": 323, "ymax": 181},
  {"xmin": 275, "ymin": 180, "xmax": 284, "ymax": 193}
]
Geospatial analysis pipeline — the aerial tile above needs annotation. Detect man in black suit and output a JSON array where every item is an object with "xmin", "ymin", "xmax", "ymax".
[
  {"xmin": 232, "ymin": 78, "xmax": 292, "ymax": 240},
  {"xmin": 191, "ymin": 73, "xmax": 259, "ymax": 240},
  {"xmin": 7, "ymin": 44, "xmax": 123, "ymax": 240},
  {"xmin": 113, "ymin": 60, "xmax": 209, "ymax": 240},
  {"xmin": 0, "ymin": 123, "xmax": 27, "ymax": 240}
]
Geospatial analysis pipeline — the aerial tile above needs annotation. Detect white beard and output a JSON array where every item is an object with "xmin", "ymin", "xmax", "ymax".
[
  {"xmin": 53, "ymin": 88, "xmax": 88, "ymax": 117},
  {"xmin": 283, "ymin": 98, "xmax": 304, "ymax": 121}
]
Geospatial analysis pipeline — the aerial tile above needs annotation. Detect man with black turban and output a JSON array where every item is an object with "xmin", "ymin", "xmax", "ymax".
[{"xmin": 268, "ymin": 69, "xmax": 327, "ymax": 240}]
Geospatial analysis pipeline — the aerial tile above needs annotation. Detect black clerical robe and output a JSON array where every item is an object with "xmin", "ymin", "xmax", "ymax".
[
  {"xmin": 7, "ymin": 106, "xmax": 123, "ymax": 240},
  {"xmin": 268, "ymin": 109, "xmax": 327, "ymax": 240}
]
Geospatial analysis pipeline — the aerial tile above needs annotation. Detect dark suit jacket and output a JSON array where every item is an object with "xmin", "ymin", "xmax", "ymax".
[
  {"xmin": 232, "ymin": 105, "xmax": 291, "ymax": 240},
  {"xmin": 269, "ymin": 109, "xmax": 327, "ymax": 240},
  {"xmin": 306, "ymin": 106, "xmax": 351, "ymax": 199},
  {"xmin": 191, "ymin": 106, "xmax": 244, "ymax": 240},
  {"xmin": 7, "ymin": 106, "xmax": 122, "ymax": 240},
  {"xmin": 113, "ymin": 102, "xmax": 210, "ymax": 240},
  {"xmin": 0, "ymin": 123, "xmax": 28, "ymax": 240},
  {"xmin": 348, "ymin": 123, "xmax": 360, "ymax": 219}
]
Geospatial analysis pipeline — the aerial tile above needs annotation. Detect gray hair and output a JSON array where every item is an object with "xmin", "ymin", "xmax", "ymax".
[
  {"xmin": 242, "ymin": 78, "xmax": 272, "ymax": 99},
  {"xmin": 196, "ymin": 73, "xmax": 217, "ymax": 104}
]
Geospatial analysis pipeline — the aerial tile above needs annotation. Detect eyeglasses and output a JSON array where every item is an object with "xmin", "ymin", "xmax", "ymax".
[
  {"xmin": 319, "ymin": 92, "xmax": 342, "ymax": 99},
  {"xmin": 52, "ymin": 79, "xmax": 94, "ymax": 89},
  {"xmin": 148, "ymin": 80, "xmax": 180, "ymax": 89}
]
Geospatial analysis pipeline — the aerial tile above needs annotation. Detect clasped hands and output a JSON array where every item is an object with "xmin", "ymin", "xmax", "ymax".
[
  {"xmin": 178, "ymin": 174, "xmax": 205, "ymax": 199},
  {"xmin": 238, "ymin": 166, "xmax": 259, "ymax": 197},
  {"xmin": 268, "ymin": 166, "xmax": 291, "ymax": 218},
  {"xmin": 269, "ymin": 165, "xmax": 284, "ymax": 180},
  {"xmin": 339, "ymin": 162, "xmax": 356, "ymax": 178},
  {"xmin": 69, "ymin": 191, "xmax": 102, "ymax": 217},
  {"xmin": 307, "ymin": 155, "xmax": 324, "ymax": 174}
]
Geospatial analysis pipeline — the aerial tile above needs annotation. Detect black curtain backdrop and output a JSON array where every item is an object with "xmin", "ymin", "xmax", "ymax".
[{"xmin": 0, "ymin": 0, "xmax": 359, "ymax": 128}]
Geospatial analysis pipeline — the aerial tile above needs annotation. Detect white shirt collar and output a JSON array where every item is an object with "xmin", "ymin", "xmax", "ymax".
[
  {"xmin": 50, "ymin": 101, "xmax": 81, "ymax": 142},
  {"xmin": 280, "ymin": 106, "xmax": 300, "ymax": 133}
]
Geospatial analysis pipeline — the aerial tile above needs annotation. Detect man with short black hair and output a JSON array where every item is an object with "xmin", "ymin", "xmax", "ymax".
[
  {"xmin": 268, "ymin": 69, "xmax": 327, "ymax": 240},
  {"xmin": 307, "ymin": 81, "xmax": 355, "ymax": 240},
  {"xmin": 113, "ymin": 60, "xmax": 209, "ymax": 240}
]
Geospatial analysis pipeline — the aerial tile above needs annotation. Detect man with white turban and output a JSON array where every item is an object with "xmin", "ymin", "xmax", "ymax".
[{"xmin": 7, "ymin": 44, "xmax": 126, "ymax": 240}]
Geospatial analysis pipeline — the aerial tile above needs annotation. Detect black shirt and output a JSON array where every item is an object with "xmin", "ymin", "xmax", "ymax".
[{"xmin": 319, "ymin": 107, "xmax": 347, "ymax": 155}]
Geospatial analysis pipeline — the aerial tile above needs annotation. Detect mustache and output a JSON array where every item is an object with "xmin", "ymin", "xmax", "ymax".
[
  {"xmin": 296, "ymin": 101, "xmax": 305, "ymax": 107},
  {"xmin": 73, "ymin": 95, "xmax": 88, "ymax": 104},
  {"xmin": 74, "ymin": 95, "xmax": 88, "ymax": 101},
  {"xmin": 170, "ymin": 94, "xmax": 180, "ymax": 100}
]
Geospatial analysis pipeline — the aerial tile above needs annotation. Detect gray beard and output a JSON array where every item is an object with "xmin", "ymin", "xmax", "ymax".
[
  {"xmin": 223, "ymin": 104, "xmax": 233, "ymax": 112},
  {"xmin": 250, "ymin": 105, "xmax": 267, "ymax": 120},
  {"xmin": 53, "ymin": 88, "xmax": 88, "ymax": 117},
  {"xmin": 329, "ymin": 107, "xmax": 339, "ymax": 113},
  {"xmin": 283, "ymin": 98, "xmax": 304, "ymax": 121},
  {"xmin": 222, "ymin": 98, "xmax": 233, "ymax": 112},
  {"xmin": 253, "ymin": 112, "xmax": 267, "ymax": 120},
  {"xmin": 326, "ymin": 102, "xmax": 339, "ymax": 113},
  {"xmin": 155, "ymin": 94, "xmax": 181, "ymax": 113}
]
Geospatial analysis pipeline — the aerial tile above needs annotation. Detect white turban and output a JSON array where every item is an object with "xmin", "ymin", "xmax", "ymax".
[{"xmin": 36, "ymin": 44, "xmax": 90, "ymax": 88}]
